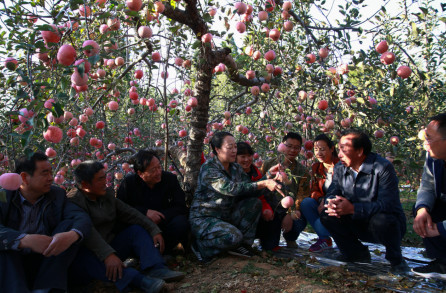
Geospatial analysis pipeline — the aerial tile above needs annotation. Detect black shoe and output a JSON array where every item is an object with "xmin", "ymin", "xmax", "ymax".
[
  {"xmin": 146, "ymin": 268, "xmax": 185, "ymax": 282},
  {"xmin": 390, "ymin": 259, "xmax": 410, "ymax": 275},
  {"xmin": 336, "ymin": 251, "xmax": 371, "ymax": 263},
  {"xmin": 228, "ymin": 245, "xmax": 254, "ymax": 258},
  {"xmin": 412, "ymin": 260, "xmax": 446, "ymax": 280},
  {"xmin": 140, "ymin": 276, "xmax": 165, "ymax": 293}
]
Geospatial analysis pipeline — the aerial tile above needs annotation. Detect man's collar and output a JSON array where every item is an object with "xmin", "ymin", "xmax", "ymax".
[
  {"xmin": 342, "ymin": 153, "xmax": 374, "ymax": 175},
  {"xmin": 358, "ymin": 153, "xmax": 374, "ymax": 174},
  {"xmin": 18, "ymin": 191, "xmax": 45, "ymax": 205}
]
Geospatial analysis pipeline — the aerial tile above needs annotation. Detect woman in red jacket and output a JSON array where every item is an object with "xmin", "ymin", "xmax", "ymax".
[
  {"xmin": 300, "ymin": 134, "xmax": 339, "ymax": 252},
  {"xmin": 236, "ymin": 142, "xmax": 274, "ymax": 222}
]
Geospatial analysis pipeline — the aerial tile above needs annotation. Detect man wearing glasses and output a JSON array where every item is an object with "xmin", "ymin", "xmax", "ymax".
[
  {"xmin": 259, "ymin": 132, "xmax": 310, "ymax": 250},
  {"xmin": 412, "ymin": 113, "xmax": 446, "ymax": 279}
]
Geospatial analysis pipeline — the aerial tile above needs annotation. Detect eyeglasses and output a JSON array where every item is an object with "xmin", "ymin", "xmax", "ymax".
[{"xmin": 285, "ymin": 144, "xmax": 301, "ymax": 150}]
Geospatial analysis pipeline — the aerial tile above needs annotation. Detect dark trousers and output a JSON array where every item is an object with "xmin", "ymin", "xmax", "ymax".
[
  {"xmin": 69, "ymin": 225, "xmax": 165, "ymax": 292},
  {"xmin": 416, "ymin": 199, "xmax": 446, "ymax": 263},
  {"xmin": 159, "ymin": 214, "xmax": 190, "ymax": 253},
  {"xmin": 320, "ymin": 212, "xmax": 406, "ymax": 265},
  {"xmin": 0, "ymin": 243, "xmax": 79, "ymax": 293},
  {"xmin": 256, "ymin": 213, "xmax": 307, "ymax": 250}
]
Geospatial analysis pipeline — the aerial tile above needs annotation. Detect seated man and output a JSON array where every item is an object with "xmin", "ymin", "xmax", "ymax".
[
  {"xmin": 320, "ymin": 129, "xmax": 408, "ymax": 273},
  {"xmin": 412, "ymin": 113, "xmax": 446, "ymax": 279},
  {"xmin": 68, "ymin": 161, "xmax": 184, "ymax": 293},
  {"xmin": 0, "ymin": 152, "xmax": 90, "ymax": 293},
  {"xmin": 117, "ymin": 150, "xmax": 189, "ymax": 254},
  {"xmin": 260, "ymin": 132, "xmax": 310, "ymax": 251}
]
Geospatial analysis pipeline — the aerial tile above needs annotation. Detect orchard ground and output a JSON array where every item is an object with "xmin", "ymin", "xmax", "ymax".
[{"xmin": 72, "ymin": 190, "xmax": 436, "ymax": 293}]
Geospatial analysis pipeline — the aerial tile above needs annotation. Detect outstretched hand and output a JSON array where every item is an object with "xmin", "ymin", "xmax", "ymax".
[{"xmin": 263, "ymin": 179, "xmax": 286, "ymax": 197}]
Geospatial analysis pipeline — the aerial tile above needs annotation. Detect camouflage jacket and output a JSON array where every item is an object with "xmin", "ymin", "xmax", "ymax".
[
  {"xmin": 189, "ymin": 157, "xmax": 258, "ymax": 220},
  {"xmin": 261, "ymin": 157, "xmax": 310, "ymax": 211}
]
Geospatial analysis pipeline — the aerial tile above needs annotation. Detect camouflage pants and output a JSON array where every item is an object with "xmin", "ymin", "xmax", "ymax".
[{"xmin": 190, "ymin": 197, "xmax": 262, "ymax": 259}]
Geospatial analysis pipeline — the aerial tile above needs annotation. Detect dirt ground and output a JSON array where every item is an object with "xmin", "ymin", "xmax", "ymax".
[
  {"xmin": 83, "ymin": 251, "xmax": 386, "ymax": 293},
  {"xmin": 167, "ymin": 254, "xmax": 371, "ymax": 293}
]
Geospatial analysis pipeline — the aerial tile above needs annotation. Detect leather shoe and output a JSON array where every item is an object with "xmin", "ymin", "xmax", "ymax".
[
  {"xmin": 147, "ymin": 268, "xmax": 185, "ymax": 282},
  {"xmin": 336, "ymin": 250, "xmax": 371, "ymax": 263},
  {"xmin": 390, "ymin": 259, "xmax": 410, "ymax": 274},
  {"xmin": 140, "ymin": 276, "xmax": 165, "ymax": 293}
]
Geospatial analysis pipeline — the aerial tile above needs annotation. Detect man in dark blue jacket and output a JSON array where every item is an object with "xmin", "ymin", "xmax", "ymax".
[
  {"xmin": 117, "ymin": 150, "xmax": 189, "ymax": 254},
  {"xmin": 412, "ymin": 113, "xmax": 446, "ymax": 279},
  {"xmin": 320, "ymin": 129, "xmax": 408, "ymax": 274},
  {"xmin": 0, "ymin": 152, "xmax": 91, "ymax": 293}
]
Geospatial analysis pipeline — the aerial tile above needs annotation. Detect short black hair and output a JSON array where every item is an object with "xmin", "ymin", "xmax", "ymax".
[
  {"xmin": 129, "ymin": 150, "xmax": 160, "ymax": 173},
  {"xmin": 314, "ymin": 133, "xmax": 338, "ymax": 158},
  {"xmin": 282, "ymin": 132, "xmax": 302, "ymax": 144},
  {"xmin": 430, "ymin": 113, "xmax": 446, "ymax": 138},
  {"xmin": 15, "ymin": 152, "xmax": 48, "ymax": 176},
  {"xmin": 210, "ymin": 131, "xmax": 233, "ymax": 155},
  {"xmin": 73, "ymin": 160, "xmax": 104, "ymax": 187},
  {"xmin": 341, "ymin": 129, "xmax": 372, "ymax": 155},
  {"xmin": 237, "ymin": 142, "xmax": 254, "ymax": 156}
]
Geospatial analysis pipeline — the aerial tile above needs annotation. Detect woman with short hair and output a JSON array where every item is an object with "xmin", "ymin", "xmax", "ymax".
[{"xmin": 189, "ymin": 132, "xmax": 283, "ymax": 262}]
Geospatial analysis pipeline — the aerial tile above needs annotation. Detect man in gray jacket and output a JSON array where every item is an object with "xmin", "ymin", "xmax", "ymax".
[
  {"xmin": 412, "ymin": 113, "xmax": 446, "ymax": 279},
  {"xmin": 68, "ymin": 161, "xmax": 184, "ymax": 293}
]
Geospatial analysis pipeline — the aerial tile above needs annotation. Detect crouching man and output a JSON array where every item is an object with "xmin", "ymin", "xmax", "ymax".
[
  {"xmin": 320, "ymin": 129, "xmax": 409, "ymax": 274},
  {"xmin": 0, "ymin": 152, "xmax": 91, "ymax": 293},
  {"xmin": 412, "ymin": 113, "xmax": 446, "ymax": 279},
  {"xmin": 68, "ymin": 161, "xmax": 184, "ymax": 293}
]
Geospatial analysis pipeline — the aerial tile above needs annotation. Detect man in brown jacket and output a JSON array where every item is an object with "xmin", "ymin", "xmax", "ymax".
[{"xmin": 68, "ymin": 161, "xmax": 184, "ymax": 293}]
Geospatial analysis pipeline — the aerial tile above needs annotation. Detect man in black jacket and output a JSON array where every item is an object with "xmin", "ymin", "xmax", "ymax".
[
  {"xmin": 0, "ymin": 152, "xmax": 91, "ymax": 293},
  {"xmin": 117, "ymin": 150, "xmax": 189, "ymax": 254},
  {"xmin": 320, "ymin": 129, "xmax": 408, "ymax": 274}
]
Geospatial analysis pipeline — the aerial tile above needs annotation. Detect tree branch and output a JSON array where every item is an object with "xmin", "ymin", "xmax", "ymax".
[{"xmin": 92, "ymin": 49, "xmax": 152, "ymax": 109}]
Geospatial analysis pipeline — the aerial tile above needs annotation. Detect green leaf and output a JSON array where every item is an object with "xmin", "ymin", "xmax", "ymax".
[
  {"xmin": 88, "ymin": 54, "xmax": 100, "ymax": 65},
  {"xmin": 191, "ymin": 40, "xmax": 201, "ymax": 49},
  {"xmin": 70, "ymin": 87, "xmax": 76, "ymax": 99},
  {"xmin": 419, "ymin": 7, "xmax": 428, "ymax": 15},
  {"xmin": 51, "ymin": 102, "xmax": 64, "ymax": 117},
  {"xmin": 77, "ymin": 62, "xmax": 85, "ymax": 77},
  {"xmin": 35, "ymin": 24, "xmax": 55, "ymax": 31},
  {"xmin": 24, "ymin": 147, "xmax": 34, "ymax": 159},
  {"xmin": 21, "ymin": 131, "xmax": 32, "ymax": 147}
]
